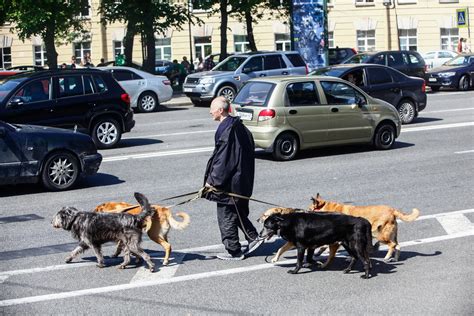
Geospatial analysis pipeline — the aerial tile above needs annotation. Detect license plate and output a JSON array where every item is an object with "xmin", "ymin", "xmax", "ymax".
[
  {"xmin": 183, "ymin": 88, "xmax": 193, "ymax": 92},
  {"xmin": 429, "ymin": 78, "xmax": 437, "ymax": 82},
  {"xmin": 236, "ymin": 111, "xmax": 253, "ymax": 121}
]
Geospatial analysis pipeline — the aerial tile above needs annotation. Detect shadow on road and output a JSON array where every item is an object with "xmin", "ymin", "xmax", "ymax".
[
  {"xmin": 413, "ymin": 117, "xmax": 443, "ymax": 124},
  {"xmin": 115, "ymin": 138, "xmax": 163, "ymax": 148}
]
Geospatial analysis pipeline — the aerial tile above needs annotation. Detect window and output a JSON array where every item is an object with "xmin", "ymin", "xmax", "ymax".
[
  {"xmin": 438, "ymin": 51, "xmax": 454, "ymax": 58},
  {"xmin": 111, "ymin": 70, "xmax": 141, "ymax": 81},
  {"xmin": 328, "ymin": 31, "xmax": 334, "ymax": 48},
  {"xmin": 320, "ymin": 81, "xmax": 361, "ymax": 105},
  {"xmin": 234, "ymin": 35, "xmax": 249, "ymax": 53},
  {"xmin": 33, "ymin": 45, "xmax": 47, "ymax": 66},
  {"xmin": 357, "ymin": 30, "xmax": 375, "ymax": 52},
  {"xmin": 113, "ymin": 41, "xmax": 124, "ymax": 57},
  {"xmin": 194, "ymin": 36, "xmax": 212, "ymax": 59},
  {"xmin": 387, "ymin": 52, "xmax": 406, "ymax": 67},
  {"xmin": 243, "ymin": 56, "xmax": 263, "ymax": 72},
  {"xmin": 399, "ymin": 29, "xmax": 417, "ymax": 51},
  {"xmin": 58, "ymin": 76, "xmax": 84, "ymax": 98},
  {"xmin": 13, "ymin": 79, "xmax": 51, "ymax": 103},
  {"xmin": 83, "ymin": 76, "xmax": 95, "ymax": 94},
  {"xmin": 367, "ymin": 68, "xmax": 392, "ymax": 85},
  {"xmin": 155, "ymin": 38, "xmax": 172, "ymax": 60},
  {"xmin": 355, "ymin": 0, "xmax": 375, "ymax": 6},
  {"xmin": 440, "ymin": 28, "xmax": 459, "ymax": 51},
  {"xmin": 373, "ymin": 53, "xmax": 386, "ymax": 65},
  {"xmin": 264, "ymin": 55, "xmax": 286, "ymax": 70},
  {"xmin": 191, "ymin": 0, "xmax": 213, "ymax": 11},
  {"xmin": 286, "ymin": 82, "xmax": 319, "ymax": 106},
  {"xmin": 233, "ymin": 82, "xmax": 275, "ymax": 107},
  {"xmin": 275, "ymin": 33, "xmax": 291, "ymax": 51},
  {"xmin": 0, "ymin": 47, "xmax": 12, "ymax": 69},
  {"xmin": 78, "ymin": 0, "xmax": 91, "ymax": 18},
  {"xmin": 93, "ymin": 75, "xmax": 108, "ymax": 93},
  {"xmin": 407, "ymin": 53, "xmax": 422, "ymax": 65},
  {"xmin": 286, "ymin": 53, "xmax": 306, "ymax": 67},
  {"xmin": 73, "ymin": 42, "xmax": 91, "ymax": 65}
]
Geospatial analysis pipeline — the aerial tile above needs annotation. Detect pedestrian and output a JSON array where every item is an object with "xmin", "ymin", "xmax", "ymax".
[
  {"xmin": 170, "ymin": 59, "xmax": 187, "ymax": 86},
  {"xmin": 70, "ymin": 55, "xmax": 77, "ymax": 68},
  {"xmin": 203, "ymin": 96, "xmax": 264, "ymax": 261},
  {"xmin": 462, "ymin": 38, "xmax": 471, "ymax": 53},
  {"xmin": 83, "ymin": 52, "xmax": 94, "ymax": 67},
  {"xmin": 181, "ymin": 56, "xmax": 191, "ymax": 74},
  {"xmin": 97, "ymin": 58, "xmax": 107, "ymax": 67},
  {"xmin": 195, "ymin": 56, "xmax": 204, "ymax": 72},
  {"xmin": 203, "ymin": 56, "xmax": 215, "ymax": 71},
  {"xmin": 457, "ymin": 38, "xmax": 463, "ymax": 53}
]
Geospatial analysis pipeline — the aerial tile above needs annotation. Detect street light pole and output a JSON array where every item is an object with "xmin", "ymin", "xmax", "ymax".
[
  {"xmin": 383, "ymin": 0, "xmax": 392, "ymax": 50},
  {"xmin": 188, "ymin": 0, "xmax": 194, "ymax": 70}
]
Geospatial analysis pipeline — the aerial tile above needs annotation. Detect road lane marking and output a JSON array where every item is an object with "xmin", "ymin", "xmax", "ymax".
[
  {"xmin": 401, "ymin": 122, "xmax": 474, "ymax": 133},
  {"xmin": 130, "ymin": 252, "xmax": 186, "ymax": 283},
  {"xmin": 436, "ymin": 214, "xmax": 472, "ymax": 235},
  {"xmin": 455, "ymin": 150, "xmax": 474, "ymax": 154},
  {"xmin": 125, "ymin": 130, "xmax": 214, "ymax": 140},
  {"xmin": 422, "ymin": 108, "xmax": 474, "ymax": 114},
  {"xmin": 1, "ymin": 229, "xmax": 472, "ymax": 307},
  {"xmin": 102, "ymin": 147, "xmax": 214, "ymax": 162}
]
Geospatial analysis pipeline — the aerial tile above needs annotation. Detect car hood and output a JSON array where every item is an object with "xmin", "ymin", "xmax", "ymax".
[
  {"xmin": 187, "ymin": 71, "xmax": 233, "ymax": 79},
  {"xmin": 428, "ymin": 65, "xmax": 464, "ymax": 73}
]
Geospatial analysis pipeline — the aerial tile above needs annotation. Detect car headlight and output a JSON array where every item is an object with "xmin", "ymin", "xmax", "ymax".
[
  {"xmin": 438, "ymin": 72, "xmax": 456, "ymax": 77},
  {"xmin": 200, "ymin": 77, "xmax": 215, "ymax": 84}
]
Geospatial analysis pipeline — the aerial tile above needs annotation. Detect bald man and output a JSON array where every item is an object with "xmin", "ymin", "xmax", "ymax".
[{"xmin": 203, "ymin": 96, "xmax": 263, "ymax": 260}]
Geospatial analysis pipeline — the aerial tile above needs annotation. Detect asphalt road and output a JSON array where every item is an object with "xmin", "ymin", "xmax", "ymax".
[{"xmin": 1, "ymin": 90, "xmax": 473, "ymax": 315}]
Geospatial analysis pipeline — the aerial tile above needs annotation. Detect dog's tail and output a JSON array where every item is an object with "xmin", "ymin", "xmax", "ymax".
[
  {"xmin": 134, "ymin": 192, "xmax": 156, "ymax": 221},
  {"xmin": 168, "ymin": 211, "xmax": 190, "ymax": 230},
  {"xmin": 393, "ymin": 208, "xmax": 420, "ymax": 222}
]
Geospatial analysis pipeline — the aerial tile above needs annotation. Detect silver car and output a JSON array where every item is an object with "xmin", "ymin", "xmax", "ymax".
[{"xmin": 183, "ymin": 51, "xmax": 308, "ymax": 106}]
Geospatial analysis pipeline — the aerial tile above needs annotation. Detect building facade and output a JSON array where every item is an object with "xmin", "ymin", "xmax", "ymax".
[{"xmin": 0, "ymin": 0, "xmax": 473, "ymax": 69}]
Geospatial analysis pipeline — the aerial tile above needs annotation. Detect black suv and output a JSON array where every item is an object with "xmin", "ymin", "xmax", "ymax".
[
  {"xmin": 0, "ymin": 69, "xmax": 135, "ymax": 149},
  {"xmin": 343, "ymin": 50, "xmax": 426, "ymax": 78}
]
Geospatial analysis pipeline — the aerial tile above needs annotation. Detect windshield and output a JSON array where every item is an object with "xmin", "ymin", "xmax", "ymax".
[
  {"xmin": 444, "ymin": 55, "xmax": 472, "ymax": 66},
  {"xmin": 233, "ymin": 82, "xmax": 275, "ymax": 107},
  {"xmin": 310, "ymin": 67, "xmax": 347, "ymax": 77},
  {"xmin": 0, "ymin": 78, "xmax": 25, "ymax": 102},
  {"xmin": 213, "ymin": 56, "xmax": 247, "ymax": 71},
  {"xmin": 343, "ymin": 54, "xmax": 372, "ymax": 64}
]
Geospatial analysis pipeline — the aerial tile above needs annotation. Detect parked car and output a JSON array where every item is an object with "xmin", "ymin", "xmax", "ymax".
[
  {"xmin": 183, "ymin": 51, "xmax": 308, "ymax": 106},
  {"xmin": 0, "ymin": 121, "xmax": 102, "ymax": 191},
  {"xmin": 311, "ymin": 64, "xmax": 427, "ymax": 124},
  {"xmin": 155, "ymin": 60, "xmax": 173, "ymax": 77},
  {"xmin": 425, "ymin": 54, "xmax": 474, "ymax": 91},
  {"xmin": 343, "ymin": 50, "xmax": 426, "ymax": 78},
  {"xmin": 98, "ymin": 66, "xmax": 172, "ymax": 113},
  {"xmin": 422, "ymin": 50, "xmax": 458, "ymax": 69},
  {"xmin": 0, "ymin": 70, "xmax": 21, "ymax": 80},
  {"xmin": 7, "ymin": 65, "xmax": 45, "ymax": 72},
  {"xmin": 0, "ymin": 69, "xmax": 135, "ymax": 149},
  {"xmin": 328, "ymin": 47, "xmax": 357, "ymax": 65},
  {"xmin": 231, "ymin": 76, "xmax": 401, "ymax": 161}
]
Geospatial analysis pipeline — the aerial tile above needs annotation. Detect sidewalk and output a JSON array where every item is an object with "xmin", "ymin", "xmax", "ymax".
[{"xmin": 161, "ymin": 91, "xmax": 192, "ymax": 107}]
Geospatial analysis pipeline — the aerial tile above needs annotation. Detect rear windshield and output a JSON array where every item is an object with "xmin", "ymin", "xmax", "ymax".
[
  {"xmin": 343, "ymin": 54, "xmax": 372, "ymax": 64},
  {"xmin": 214, "ymin": 56, "xmax": 247, "ymax": 71},
  {"xmin": 286, "ymin": 53, "xmax": 306, "ymax": 67},
  {"xmin": 233, "ymin": 82, "xmax": 275, "ymax": 107},
  {"xmin": 310, "ymin": 67, "xmax": 347, "ymax": 77},
  {"xmin": 0, "ymin": 78, "xmax": 26, "ymax": 102}
]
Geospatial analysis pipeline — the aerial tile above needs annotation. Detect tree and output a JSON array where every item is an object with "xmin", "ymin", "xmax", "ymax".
[
  {"xmin": 6, "ymin": 0, "xmax": 90, "ymax": 69},
  {"xmin": 230, "ymin": 0, "xmax": 265, "ymax": 52}
]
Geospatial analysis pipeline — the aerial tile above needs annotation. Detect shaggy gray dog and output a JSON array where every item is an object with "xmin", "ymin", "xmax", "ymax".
[{"xmin": 52, "ymin": 192, "xmax": 155, "ymax": 272}]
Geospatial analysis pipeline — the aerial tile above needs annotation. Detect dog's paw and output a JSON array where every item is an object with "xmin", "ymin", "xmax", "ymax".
[
  {"xmin": 118, "ymin": 265, "xmax": 126, "ymax": 270},
  {"xmin": 361, "ymin": 274, "xmax": 370, "ymax": 279},
  {"xmin": 149, "ymin": 266, "xmax": 155, "ymax": 273},
  {"xmin": 287, "ymin": 269, "xmax": 298, "ymax": 274},
  {"xmin": 343, "ymin": 268, "xmax": 351, "ymax": 274},
  {"xmin": 302, "ymin": 263, "xmax": 315, "ymax": 269},
  {"xmin": 96, "ymin": 263, "xmax": 105, "ymax": 268},
  {"xmin": 162, "ymin": 260, "xmax": 169, "ymax": 266},
  {"xmin": 384, "ymin": 257, "xmax": 396, "ymax": 263},
  {"xmin": 65, "ymin": 256, "xmax": 72, "ymax": 263},
  {"xmin": 270, "ymin": 257, "xmax": 279, "ymax": 263}
]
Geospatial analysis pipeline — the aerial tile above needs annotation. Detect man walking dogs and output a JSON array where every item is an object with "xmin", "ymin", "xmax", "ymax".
[{"xmin": 204, "ymin": 96, "xmax": 264, "ymax": 260}]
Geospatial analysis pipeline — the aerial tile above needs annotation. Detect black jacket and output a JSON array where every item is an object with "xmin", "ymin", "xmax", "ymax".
[{"xmin": 204, "ymin": 116, "xmax": 255, "ymax": 204}]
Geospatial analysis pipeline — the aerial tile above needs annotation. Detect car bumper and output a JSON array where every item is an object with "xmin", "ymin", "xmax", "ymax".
[
  {"xmin": 426, "ymin": 76, "xmax": 457, "ymax": 88},
  {"xmin": 182, "ymin": 83, "xmax": 215, "ymax": 101},
  {"xmin": 124, "ymin": 111, "xmax": 135, "ymax": 133},
  {"xmin": 81, "ymin": 153, "xmax": 102, "ymax": 175},
  {"xmin": 418, "ymin": 94, "xmax": 427, "ymax": 112},
  {"xmin": 160, "ymin": 87, "xmax": 173, "ymax": 103},
  {"xmin": 246, "ymin": 125, "xmax": 281, "ymax": 151}
]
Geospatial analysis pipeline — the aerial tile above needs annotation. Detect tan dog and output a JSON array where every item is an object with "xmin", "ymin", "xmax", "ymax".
[
  {"xmin": 309, "ymin": 193, "xmax": 420, "ymax": 262},
  {"xmin": 94, "ymin": 201, "xmax": 190, "ymax": 265}
]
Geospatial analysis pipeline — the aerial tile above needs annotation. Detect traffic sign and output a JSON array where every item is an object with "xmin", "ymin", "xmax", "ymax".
[{"xmin": 457, "ymin": 8, "xmax": 468, "ymax": 28}]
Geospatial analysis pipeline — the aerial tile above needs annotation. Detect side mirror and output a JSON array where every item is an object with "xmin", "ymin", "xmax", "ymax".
[{"xmin": 7, "ymin": 97, "xmax": 24, "ymax": 108}]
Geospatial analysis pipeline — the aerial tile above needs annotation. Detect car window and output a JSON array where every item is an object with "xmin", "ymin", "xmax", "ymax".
[
  {"xmin": 112, "ymin": 70, "xmax": 134, "ymax": 81},
  {"xmin": 214, "ymin": 56, "xmax": 247, "ymax": 72},
  {"xmin": 264, "ymin": 55, "xmax": 286, "ymax": 70},
  {"xmin": 285, "ymin": 53, "xmax": 306, "ymax": 67},
  {"xmin": 0, "ymin": 79, "xmax": 25, "ymax": 102},
  {"xmin": 320, "ymin": 81, "xmax": 363, "ymax": 105},
  {"xmin": 424, "ymin": 52, "xmax": 435, "ymax": 59},
  {"xmin": 387, "ymin": 53, "xmax": 405, "ymax": 67},
  {"xmin": 286, "ymin": 82, "xmax": 319, "ymax": 106},
  {"xmin": 83, "ymin": 75, "xmax": 95, "ymax": 94},
  {"xmin": 438, "ymin": 52, "xmax": 453, "ymax": 58},
  {"xmin": 345, "ymin": 54, "xmax": 371, "ymax": 64},
  {"xmin": 58, "ymin": 76, "xmax": 84, "ymax": 98},
  {"xmin": 233, "ymin": 82, "xmax": 274, "ymax": 107},
  {"xmin": 407, "ymin": 53, "xmax": 422, "ymax": 65},
  {"xmin": 12, "ymin": 78, "xmax": 51, "ymax": 103},
  {"xmin": 373, "ymin": 54, "xmax": 385, "ymax": 65},
  {"xmin": 387, "ymin": 68, "xmax": 406, "ymax": 82},
  {"xmin": 243, "ymin": 56, "xmax": 263, "ymax": 72},
  {"xmin": 342, "ymin": 69, "xmax": 364, "ymax": 87},
  {"xmin": 367, "ymin": 67, "xmax": 392, "ymax": 85},
  {"xmin": 93, "ymin": 75, "xmax": 108, "ymax": 92}
]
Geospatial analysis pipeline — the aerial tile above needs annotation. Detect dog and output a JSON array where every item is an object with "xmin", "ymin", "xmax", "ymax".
[
  {"xmin": 52, "ymin": 192, "xmax": 156, "ymax": 271},
  {"xmin": 94, "ymin": 201, "xmax": 190, "ymax": 265},
  {"xmin": 309, "ymin": 193, "xmax": 420, "ymax": 262},
  {"xmin": 260, "ymin": 212, "xmax": 374, "ymax": 278}
]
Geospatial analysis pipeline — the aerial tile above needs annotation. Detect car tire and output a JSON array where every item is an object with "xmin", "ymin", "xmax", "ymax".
[
  {"xmin": 373, "ymin": 123, "xmax": 396, "ymax": 150},
  {"xmin": 458, "ymin": 75, "xmax": 470, "ymax": 91},
  {"xmin": 272, "ymin": 133, "xmax": 299, "ymax": 161},
  {"xmin": 41, "ymin": 152, "xmax": 80, "ymax": 191},
  {"xmin": 430, "ymin": 86, "xmax": 440, "ymax": 92},
  {"xmin": 216, "ymin": 85, "xmax": 236, "ymax": 102},
  {"xmin": 137, "ymin": 92, "xmax": 158, "ymax": 113},
  {"xmin": 92, "ymin": 118, "xmax": 122, "ymax": 149},
  {"xmin": 397, "ymin": 99, "xmax": 416, "ymax": 124}
]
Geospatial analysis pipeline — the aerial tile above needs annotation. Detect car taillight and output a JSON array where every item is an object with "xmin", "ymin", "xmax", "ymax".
[
  {"xmin": 121, "ymin": 93, "xmax": 130, "ymax": 106},
  {"xmin": 162, "ymin": 80, "xmax": 171, "ymax": 85},
  {"xmin": 352, "ymin": 48, "xmax": 358, "ymax": 54},
  {"xmin": 258, "ymin": 109, "xmax": 275, "ymax": 122},
  {"xmin": 422, "ymin": 81, "xmax": 426, "ymax": 93}
]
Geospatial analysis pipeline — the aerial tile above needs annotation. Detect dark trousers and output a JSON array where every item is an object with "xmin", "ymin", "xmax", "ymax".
[{"xmin": 217, "ymin": 199, "xmax": 258, "ymax": 256}]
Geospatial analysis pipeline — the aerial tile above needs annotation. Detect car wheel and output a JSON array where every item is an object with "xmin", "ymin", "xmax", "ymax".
[
  {"xmin": 397, "ymin": 99, "xmax": 416, "ymax": 124},
  {"xmin": 137, "ymin": 92, "xmax": 158, "ymax": 113},
  {"xmin": 458, "ymin": 75, "xmax": 470, "ymax": 91},
  {"xmin": 217, "ymin": 85, "xmax": 236, "ymax": 102},
  {"xmin": 430, "ymin": 86, "xmax": 440, "ymax": 92},
  {"xmin": 272, "ymin": 133, "xmax": 299, "ymax": 161},
  {"xmin": 373, "ymin": 123, "xmax": 395, "ymax": 150},
  {"xmin": 41, "ymin": 152, "xmax": 79, "ymax": 191},
  {"xmin": 92, "ymin": 118, "xmax": 122, "ymax": 149}
]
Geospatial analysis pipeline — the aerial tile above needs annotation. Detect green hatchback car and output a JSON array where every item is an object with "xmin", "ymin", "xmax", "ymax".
[{"xmin": 231, "ymin": 76, "xmax": 401, "ymax": 161}]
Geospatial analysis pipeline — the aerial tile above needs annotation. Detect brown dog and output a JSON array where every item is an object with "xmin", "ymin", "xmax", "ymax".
[
  {"xmin": 94, "ymin": 201, "xmax": 190, "ymax": 265},
  {"xmin": 309, "ymin": 193, "xmax": 420, "ymax": 262}
]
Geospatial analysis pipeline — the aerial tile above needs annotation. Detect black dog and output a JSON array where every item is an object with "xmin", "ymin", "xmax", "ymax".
[
  {"xmin": 260, "ymin": 212, "xmax": 373, "ymax": 278},
  {"xmin": 52, "ymin": 192, "xmax": 156, "ymax": 272}
]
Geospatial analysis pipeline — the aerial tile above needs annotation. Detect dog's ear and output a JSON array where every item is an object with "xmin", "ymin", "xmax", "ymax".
[{"xmin": 316, "ymin": 193, "xmax": 320, "ymax": 199}]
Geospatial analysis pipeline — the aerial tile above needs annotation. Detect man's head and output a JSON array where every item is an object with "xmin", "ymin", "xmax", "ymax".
[
  {"xmin": 210, "ymin": 96, "xmax": 230, "ymax": 122},
  {"xmin": 183, "ymin": 56, "xmax": 187, "ymax": 61}
]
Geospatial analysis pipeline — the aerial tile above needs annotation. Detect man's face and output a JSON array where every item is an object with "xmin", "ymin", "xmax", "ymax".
[{"xmin": 210, "ymin": 105, "xmax": 222, "ymax": 121}]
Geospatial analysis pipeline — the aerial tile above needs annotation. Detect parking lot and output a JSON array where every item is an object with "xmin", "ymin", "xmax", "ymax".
[{"xmin": 1, "ymin": 90, "xmax": 473, "ymax": 314}]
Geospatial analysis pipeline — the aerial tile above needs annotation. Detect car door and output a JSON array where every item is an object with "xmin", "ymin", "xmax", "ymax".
[
  {"xmin": 283, "ymin": 81, "xmax": 328, "ymax": 144},
  {"xmin": 387, "ymin": 52, "xmax": 409, "ymax": 75},
  {"xmin": 3, "ymin": 78, "xmax": 53, "ymax": 126},
  {"xmin": 110, "ymin": 69, "xmax": 142, "ymax": 103},
  {"xmin": 365, "ymin": 66, "xmax": 400, "ymax": 106},
  {"xmin": 319, "ymin": 80, "xmax": 372, "ymax": 142},
  {"xmin": 406, "ymin": 52, "xmax": 425, "ymax": 78},
  {"xmin": 241, "ymin": 56, "xmax": 267, "ymax": 79},
  {"xmin": 0, "ymin": 122, "xmax": 24, "ymax": 183},
  {"xmin": 264, "ymin": 55, "xmax": 290, "ymax": 77}
]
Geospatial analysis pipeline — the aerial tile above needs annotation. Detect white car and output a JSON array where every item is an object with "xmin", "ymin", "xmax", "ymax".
[
  {"xmin": 98, "ymin": 66, "xmax": 173, "ymax": 113},
  {"xmin": 422, "ymin": 50, "xmax": 458, "ymax": 69}
]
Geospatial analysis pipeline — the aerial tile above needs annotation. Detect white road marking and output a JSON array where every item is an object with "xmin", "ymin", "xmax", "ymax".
[
  {"xmin": 1, "ymin": 229, "xmax": 472, "ymax": 307},
  {"xmin": 415, "ymin": 209, "xmax": 474, "ymax": 221},
  {"xmin": 455, "ymin": 150, "xmax": 474, "ymax": 154},
  {"xmin": 436, "ymin": 214, "xmax": 473, "ymax": 235},
  {"xmin": 130, "ymin": 252, "xmax": 186, "ymax": 283},
  {"xmin": 125, "ymin": 130, "xmax": 214, "ymax": 140},
  {"xmin": 422, "ymin": 108, "xmax": 474, "ymax": 114},
  {"xmin": 401, "ymin": 122, "xmax": 474, "ymax": 133},
  {"xmin": 102, "ymin": 147, "xmax": 214, "ymax": 162}
]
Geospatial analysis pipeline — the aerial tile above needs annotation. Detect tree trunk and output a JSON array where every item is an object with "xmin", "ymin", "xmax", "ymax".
[
  {"xmin": 124, "ymin": 21, "xmax": 136, "ymax": 66},
  {"xmin": 44, "ymin": 21, "xmax": 58, "ymax": 69},
  {"xmin": 219, "ymin": 0, "xmax": 228, "ymax": 62},
  {"xmin": 245, "ymin": 10, "xmax": 257, "ymax": 52},
  {"xmin": 142, "ymin": 6, "xmax": 155, "ymax": 74}
]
